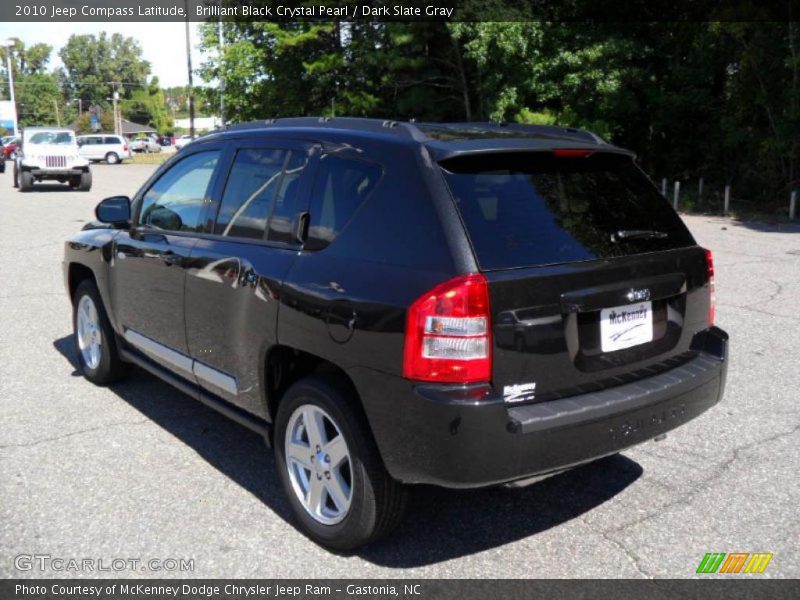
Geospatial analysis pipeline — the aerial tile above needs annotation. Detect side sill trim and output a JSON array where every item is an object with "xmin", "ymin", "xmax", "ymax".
[
  {"xmin": 192, "ymin": 361, "xmax": 238, "ymax": 396},
  {"xmin": 119, "ymin": 347, "xmax": 270, "ymax": 441},
  {"xmin": 124, "ymin": 329, "xmax": 193, "ymax": 374},
  {"xmin": 123, "ymin": 328, "xmax": 238, "ymax": 396}
]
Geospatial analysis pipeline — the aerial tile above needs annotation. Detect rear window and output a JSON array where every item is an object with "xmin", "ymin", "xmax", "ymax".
[{"xmin": 441, "ymin": 152, "xmax": 694, "ymax": 270}]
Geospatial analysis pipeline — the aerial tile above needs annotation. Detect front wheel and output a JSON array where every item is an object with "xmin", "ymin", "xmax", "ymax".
[
  {"xmin": 274, "ymin": 377, "xmax": 407, "ymax": 550},
  {"xmin": 17, "ymin": 169, "xmax": 33, "ymax": 191},
  {"xmin": 72, "ymin": 280, "xmax": 126, "ymax": 385},
  {"xmin": 78, "ymin": 170, "xmax": 92, "ymax": 191}
]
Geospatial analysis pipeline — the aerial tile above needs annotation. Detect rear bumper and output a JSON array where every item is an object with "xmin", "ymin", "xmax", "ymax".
[{"xmin": 356, "ymin": 326, "xmax": 728, "ymax": 488}]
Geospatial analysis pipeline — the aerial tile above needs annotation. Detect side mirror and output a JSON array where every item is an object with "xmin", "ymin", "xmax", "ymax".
[{"xmin": 95, "ymin": 196, "xmax": 131, "ymax": 225}]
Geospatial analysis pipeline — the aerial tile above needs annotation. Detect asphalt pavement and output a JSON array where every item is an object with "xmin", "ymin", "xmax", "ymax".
[{"xmin": 1, "ymin": 162, "xmax": 798, "ymax": 578}]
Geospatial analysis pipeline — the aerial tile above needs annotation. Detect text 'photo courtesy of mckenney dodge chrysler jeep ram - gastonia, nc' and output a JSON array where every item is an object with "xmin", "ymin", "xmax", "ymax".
[{"xmin": 62, "ymin": 118, "xmax": 728, "ymax": 550}]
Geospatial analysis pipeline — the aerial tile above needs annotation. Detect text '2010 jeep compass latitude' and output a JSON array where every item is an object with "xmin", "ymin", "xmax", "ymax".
[{"xmin": 63, "ymin": 118, "xmax": 728, "ymax": 549}]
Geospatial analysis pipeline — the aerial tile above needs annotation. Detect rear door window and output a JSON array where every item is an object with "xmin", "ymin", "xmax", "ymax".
[
  {"xmin": 441, "ymin": 152, "xmax": 694, "ymax": 270},
  {"xmin": 267, "ymin": 151, "xmax": 309, "ymax": 244},
  {"xmin": 214, "ymin": 148, "xmax": 288, "ymax": 240},
  {"xmin": 305, "ymin": 155, "xmax": 382, "ymax": 251}
]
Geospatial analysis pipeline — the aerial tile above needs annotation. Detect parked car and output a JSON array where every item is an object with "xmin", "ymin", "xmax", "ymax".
[
  {"xmin": 15, "ymin": 127, "xmax": 91, "ymax": 191},
  {"xmin": 173, "ymin": 134, "xmax": 196, "ymax": 150},
  {"xmin": 157, "ymin": 135, "xmax": 172, "ymax": 147},
  {"xmin": 130, "ymin": 136, "xmax": 161, "ymax": 153},
  {"xmin": 63, "ymin": 118, "xmax": 728, "ymax": 550},
  {"xmin": 3, "ymin": 137, "xmax": 20, "ymax": 160},
  {"xmin": 77, "ymin": 134, "xmax": 132, "ymax": 164}
]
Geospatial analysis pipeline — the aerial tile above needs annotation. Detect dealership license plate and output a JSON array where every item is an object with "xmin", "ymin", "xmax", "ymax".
[{"xmin": 600, "ymin": 302, "xmax": 653, "ymax": 352}]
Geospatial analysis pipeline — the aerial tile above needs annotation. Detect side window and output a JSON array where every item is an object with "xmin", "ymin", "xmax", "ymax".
[
  {"xmin": 104, "ymin": 137, "xmax": 119, "ymax": 145},
  {"xmin": 267, "ymin": 151, "xmax": 309, "ymax": 243},
  {"xmin": 306, "ymin": 155, "xmax": 382, "ymax": 250},
  {"xmin": 139, "ymin": 150, "xmax": 220, "ymax": 232},
  {"xmin": 214, "ymin": 148, "xmax": 288, "ymax": 239}
]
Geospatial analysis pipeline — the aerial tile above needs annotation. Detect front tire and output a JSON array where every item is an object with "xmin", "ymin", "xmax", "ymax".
[
  {"xmin": 18, "ymin": 169, "xmax": 33, "ymax": 192},
  {"xmin": 274, "ymin": 376, "xmax": 407, "ymax": 550},
  {"xmin": 78, "ymin": 170, "xmax": 92, "ymax": 191},
  {"xmin": 72, "ymin": 280, "xmax": 126, "ymax": 385}
]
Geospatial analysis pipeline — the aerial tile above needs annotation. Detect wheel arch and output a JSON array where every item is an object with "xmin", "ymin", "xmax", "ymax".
[
  {"xmin": 67, "ymin": 262, "xmax": 97, "ymax": 303},
  {"xmin": 264, "ymin": 346, "xmax": 362, "ymax": 440}
]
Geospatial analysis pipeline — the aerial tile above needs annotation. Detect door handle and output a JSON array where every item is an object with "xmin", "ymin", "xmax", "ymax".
[{"xmin": 294, "ymin": 211, "xmax": 310, "ymax": 244}]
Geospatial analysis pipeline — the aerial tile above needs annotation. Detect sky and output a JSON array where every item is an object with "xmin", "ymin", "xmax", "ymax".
[{"xmin": 0, "ymin": 22, "xmax": 205, "ymax": 88}]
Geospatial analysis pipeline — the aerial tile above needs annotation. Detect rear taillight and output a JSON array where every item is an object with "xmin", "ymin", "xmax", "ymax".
[
  {"xmin": 123, "ymin": 145, "xmax": 128, "ymax": 152},
  {"xmin": 403, "ymin": 273, "xmax": 492, "ymax": 383},
  {"xmin": 705, "ymin": 248, "xmax": 715, "ymax": 326}
]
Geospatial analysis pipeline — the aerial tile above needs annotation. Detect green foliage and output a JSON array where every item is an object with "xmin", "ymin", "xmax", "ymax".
[
  {"xmin": 72, "ymin": 110, "xmax": 116, "ymax": 135},
  {"xmin": 0, "ymin": 40, "xmax": 63, "ymax": 128},
  {"xmin": 121, "ymin": 78, "xmax": 172, "ymax": 132},
  {"xmin": 58, "ymin": 32, "xmax": 151, "ymax": 108}
]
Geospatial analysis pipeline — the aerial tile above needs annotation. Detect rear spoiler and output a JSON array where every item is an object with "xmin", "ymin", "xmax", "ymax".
[{"xmin": 425, "ymin": 138, "xmax": 636, "ymax": 162}]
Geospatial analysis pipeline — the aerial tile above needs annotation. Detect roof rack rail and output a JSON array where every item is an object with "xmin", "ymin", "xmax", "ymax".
[
  {"xmin": 222, "ymin": 117, "xmax": 424, "ymax": 139},
  {"xmin": 213, "ymin": 117, "xmax": 605, "ymax": 145}
]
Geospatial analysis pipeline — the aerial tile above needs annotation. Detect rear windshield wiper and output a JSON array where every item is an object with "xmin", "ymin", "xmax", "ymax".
[{"xmin": 611, "ymin": 229, "xmax": 669, "ymax": 242}]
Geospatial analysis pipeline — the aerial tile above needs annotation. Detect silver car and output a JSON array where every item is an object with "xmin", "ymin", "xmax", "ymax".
[{"xmin": 130, "ymin": 136, "xmax": 161, "ymax": 153}]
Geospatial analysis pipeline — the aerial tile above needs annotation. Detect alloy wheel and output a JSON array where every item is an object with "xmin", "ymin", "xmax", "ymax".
[{"xmin": 284, "ymin": 404, "xmax": 353, "ymax": 525}]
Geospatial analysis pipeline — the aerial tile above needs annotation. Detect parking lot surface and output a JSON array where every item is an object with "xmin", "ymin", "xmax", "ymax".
[{"xmin": 1, "ymin": 163, "xmax": 798, "ymax": 578}]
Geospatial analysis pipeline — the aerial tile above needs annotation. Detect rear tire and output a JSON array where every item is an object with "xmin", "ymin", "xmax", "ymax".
[
  {"xmin": 78, "ymin": 170, "xmax": 92, "ymax": 191},
  {"xmin": 274, "ymin": 376, "xmax": 407, "ymax": 550},
  {"xmin": 72, "ymin": 279, "xmax": 127, "ymax": 385},
  {"xmin": 105, "ymin": 152, "xmax": 119, "ymax": 165}
]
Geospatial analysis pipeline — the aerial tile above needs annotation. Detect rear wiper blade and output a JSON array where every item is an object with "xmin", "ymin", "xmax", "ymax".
[{"xmin": 611, "ymin": 229, "xmax": 668, "ymax": 242}]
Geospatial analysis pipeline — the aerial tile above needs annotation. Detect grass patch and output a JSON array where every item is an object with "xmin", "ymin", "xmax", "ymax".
[{"xmin": 129, "ymin": 152, "xmax": 171, "ymax": 165}]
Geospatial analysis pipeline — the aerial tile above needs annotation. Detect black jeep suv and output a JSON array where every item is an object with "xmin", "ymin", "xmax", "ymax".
[{"xmin": 63, "ymin": 118, "xmax": 728, "ymax": 549}]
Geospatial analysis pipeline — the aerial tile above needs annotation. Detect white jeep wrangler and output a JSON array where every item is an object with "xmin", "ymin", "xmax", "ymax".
[{"xmin": 14, "ymin": 127, "xmax": 92, "ymax": 192}]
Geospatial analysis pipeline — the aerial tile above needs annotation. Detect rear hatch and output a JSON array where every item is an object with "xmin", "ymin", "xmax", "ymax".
[{"xmin": 439, "ymin": 150, "xmax": 712, "ymax": 404}]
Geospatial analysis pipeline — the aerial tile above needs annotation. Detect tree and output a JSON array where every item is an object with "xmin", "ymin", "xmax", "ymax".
[
  {"xmin": 58, "ymin": 32, "xmax": 151, "ymax": 110},
  {"xmin": 0, "ymin": 39, "xmax": 63, "ymax": 128},
  {"xmin": 121, "ymin": 77, "xmax": 172, "ymax": 132}
]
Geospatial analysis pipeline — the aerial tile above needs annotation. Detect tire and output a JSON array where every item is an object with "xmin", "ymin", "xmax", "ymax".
[
  {"xmin": 18, "ymin": 169, "xmax": 33, "ymax": 192},
  {"xmin": 78, "ymin": 170, "xmax": 92, "ymax": 191},
  {"xmin": 12, "ymin": 163, "xmax": 18, "ymax": 188},
  {"xmin": 72, "ymin": 279, "xmax": 127, "ymax": 385},
  {"xmin": 274, "ymin": 376, "xmax": 407, "ymax": 550},
  {"xmin": 105, "ymin": 152, "xmax": 119, "ymax": 165}
]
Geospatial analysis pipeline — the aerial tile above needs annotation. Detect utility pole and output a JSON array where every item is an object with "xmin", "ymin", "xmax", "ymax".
[
  {"xmin": 218, "ymin": 17, "xmax": 225, "ymax": 128},
  {"xmin": 185, "ymin": 1, "xmax": 195, "ymax": 138},
  {"xmin": 52, "ymin": 100, "xmax": 60, "ymax": 126},
  {"xmin": 112, "ymin": 90, "xmax": 120, "ymax": 136},
  {"xmin": 2, "ymin": 39, "xmax": 19, "ymax": 137}
]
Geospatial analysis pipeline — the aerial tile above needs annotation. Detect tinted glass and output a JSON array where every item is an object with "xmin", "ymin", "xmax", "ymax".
[
  {"xmin": 267, "ymin": 151, "xmax": 309, "ymax": 243},
  {"xmin": 441, "ymin": 153, "xmax": 695, "ymax": 270},
  {"xmin": 104, "ymin": 136, "xmax": 120, "ymax": 144},
  {"xmin": 139, "ymin": 150, "xmax": 219, "ymax": 232},
  {"xmin": 215, "ymin": 148, "xmax": 288, "ymax": 239},
  {"xmin": 306, "ymin": 155, "xmax": 382, "ymax": 250}
]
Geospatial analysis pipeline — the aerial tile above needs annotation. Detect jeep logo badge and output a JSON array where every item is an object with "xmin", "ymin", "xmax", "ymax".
[{"xmin": 626, "ymin": 288, "xmax": 651, "ymax": 302}]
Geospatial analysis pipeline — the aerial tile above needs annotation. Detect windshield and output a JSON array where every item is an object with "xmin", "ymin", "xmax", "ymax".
[
  {"xmin": 441, "ymin": 152, "xmax": 695, "ymax": 270},
  {"xmin": 28, "ymin": 131, "xmax": 75, "ymax": 145}
]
